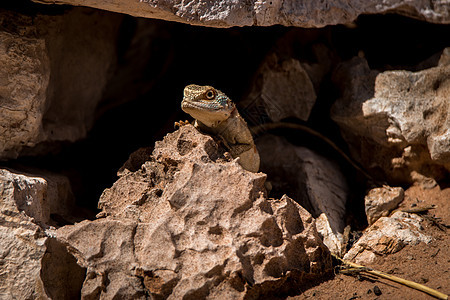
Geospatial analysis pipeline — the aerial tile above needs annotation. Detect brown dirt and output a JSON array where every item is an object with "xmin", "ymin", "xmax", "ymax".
[{"xmin": 290, "ymin": 184, "xmax": 450, "ymax": 300}]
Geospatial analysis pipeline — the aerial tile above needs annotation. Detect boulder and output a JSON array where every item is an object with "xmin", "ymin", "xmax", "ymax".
[
  {"xmin": 0, "ymin": 7, "xmax": 123, "ymax": 159},
  {"xmin": 59, "ymin": 125, "xmax": 332, "ymax": 299},
  {"xmin": 33, "ymin": 0, "xmax": 450, "ymax": 27},
  {"xmin": 0, "ymin": 168, "xmax": 84, "ymax": 299},
  {"xmin": 331, "ymin": 49, "xmax": 450, "ymax": 183}
]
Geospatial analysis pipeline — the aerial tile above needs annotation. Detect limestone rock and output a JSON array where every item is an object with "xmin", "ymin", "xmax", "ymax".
[
  {"xmin": 0, "ymin": 23, "xmax": 49, "ymax": 159},
  {"xmin": 343, "ymin": 211, "xmax": 432, "ymax": 264},
  {"xmin": 365, "ymin": 186, "xmax": 404, "ymax": 225},
  {"xmin": 331, "ymin": 49, "xmax": 450, "ymax": 183},
  {"xmin": 33, "ymin": 0, "xmax": 450, "ymax": 28},
  {"xmin": 0, "ymin": 8, "xmax": 122, "ymax": 159},
  {"xmin": 256, "ymin": 134, "xmax": 348, "ymax": 256},
  {"xmin": 0, "ymin": 209, "xmax": 48, "ymax": 299},
  {"xmin": 60, "ymin": 125, "xmax": 332, "ymax": 299},
  {"xmin": 241, "ymin": 53, "xmax": 316, "ymax": 123},
  {"xmin": 0, "ymin": 168, "xmax": 76, "ymax": 226},
  {"xmin": 0, "ymin": 168, "xmax": 84, "ymax": 299}
]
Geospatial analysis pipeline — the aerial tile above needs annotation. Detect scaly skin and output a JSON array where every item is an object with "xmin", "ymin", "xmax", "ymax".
[{"xmin": 181, "ymin": 84, "xmax": 260, "ymax": 172}]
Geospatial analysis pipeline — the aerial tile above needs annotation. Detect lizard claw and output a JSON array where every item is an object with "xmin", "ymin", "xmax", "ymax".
[{"xmin": 174, "ymin": 120, "xmax": 190, "ymax": 129}]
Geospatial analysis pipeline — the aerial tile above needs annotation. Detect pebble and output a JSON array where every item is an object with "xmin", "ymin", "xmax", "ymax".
[{"xmin": 373, "ymin": 285, "xmax": 382, "ymax": 296}]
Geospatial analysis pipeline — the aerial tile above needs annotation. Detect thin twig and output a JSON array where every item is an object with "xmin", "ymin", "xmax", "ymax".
[{"xmin": 332, "ymin": 254, "xmax": 448, "ymax": 300}]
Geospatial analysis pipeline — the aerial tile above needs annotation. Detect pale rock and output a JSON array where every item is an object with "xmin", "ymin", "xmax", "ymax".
[
  {"xmin": 0, "ymin": 168, "xmax": 75, "ymax": 226},
  {"xmin": 61, "ymin": 125, "xmax": 332, "ymax": 299},
  {"xmin": 0, "ymin": 168, "xmax": 84, "ymax": 299},
  {"xmin": 343, "ymin": 211, "xmax": 432, "ymax": 264},
  {"xmin": 256, "ymin": 134, "xmax": 348, "ymax": 256},
  {"xmin": 315, "ymin": 213, "xmax": 345, "ymax": 257},
  {"xmin": 0, "ymin": 219, "xmax": 48, "ymax": 299},
  {"xmin": 0, "ymin": 8, "xmax": 122, "ymax": 159},
  {"xmin": 331, "ymin": 49, "xmax": 450, "ymax": 183},
  {"xmin": 33, "ymin": 0, "xmax": 450, "ymax": 28},
  {"xmin": 241, "ymin": 53, "xmax": 316, "ymax": 123},
  {"xmin": 365, "ymin": 186, "xmax": 404, "ymax": 225}
]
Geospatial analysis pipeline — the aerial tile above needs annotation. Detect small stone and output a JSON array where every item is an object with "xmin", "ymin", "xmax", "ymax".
[
  {"xmin": 365, "ymin": 186, "xmax": 404, "ymax": 225},
  {"xmin": 373, "ymin": 285, "xmax": 382, "ymax": 296},
  {"xmin": 344, "ymin": 211, "xmax": 431, "ymax": 264}
]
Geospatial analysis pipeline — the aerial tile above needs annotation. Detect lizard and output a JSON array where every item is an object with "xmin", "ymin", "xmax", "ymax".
[
  {"xmin": 179, "ymin": 84, "xmax": 380, "ymax": 184},
  {"xmin": 180, "ymin": 84, "xmax": 260, "ymax": 173}
]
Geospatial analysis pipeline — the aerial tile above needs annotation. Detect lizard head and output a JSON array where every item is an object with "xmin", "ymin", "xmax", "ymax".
[{"xmin": 182, "ymin": 84, "xmax": 235, "ymax": 127}]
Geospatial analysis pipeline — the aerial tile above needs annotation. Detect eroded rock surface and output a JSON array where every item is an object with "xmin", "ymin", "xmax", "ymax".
[
  {"xmin": 256, "ymin": 134, "xmax": 348, "ymax": 256},
  {"xmin": 343, "ymin": 211, "xmax": 432, "ymax": 264},
  {"xmin": 33, "ymin": 0, "xmax": 450, "ymax": 27},
  {"xmin": 0, "ymin": 168, "xmax": 84, "ymax": 299},
  {"xmin": 59, "ymin": 125, "xmax": 332, "ymax": 299},
  {"xmin": 0, "ymin": 168, "xmax": 76, "ymax": 226},
  {"xmin": 331, "ymin": 49, "xmax": 450, "ymax": 183}
]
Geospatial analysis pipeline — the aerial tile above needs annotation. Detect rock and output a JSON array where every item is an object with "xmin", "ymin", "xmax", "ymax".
[
  {"xmin": 410, "ymin": 171, "xmax": 438, "ymax": 190},
  {"xmin": 256, "ymin": 134, "xmax": 348, "ymax": 256},
  {"xmin": 0, "ymin": 7, "xmax": 123, "ymax": 159},
  {"xmin": 343, "ymin": 211, "xmax": 432, "ymax": 264},
  {"xmin": 240, "ymin": 53, "xmax": 317, "ymax": 123},
  {"xmin": 0, "ymin": 168, "xmax": 84, "ymax": 299},
  {"xmin": 60, "ymin": 125, "xmax": 332, "ymax": 299},
  {"xmin": 365, "ymin": 186, "xmax": 404, "ymax": 225},
  {"xmin": 331, "ymin": 49, "xmax": 450, "ymax": 184},
  {"xmin": 34, "ymin": 0, "xmax": 450, "ymax": 28},
  {"xmin": 0, "ymin": 210, "xmax": 48, "ymax": 299},
  {"xmin": 373, "ymin": 285, "xmax": 382, "ymax": 296},
  {"xmin": 0, "ymin": 18, "xmax": 49, "ymax": 159},
  {"xmin": 0, "ymin": 168, "xmax": 76, "ymax": 226}
]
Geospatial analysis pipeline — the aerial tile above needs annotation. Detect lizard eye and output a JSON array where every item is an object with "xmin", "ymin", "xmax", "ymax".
[{"xmin": 205, "ymin": 89, "xmax": 216, "ymax": 100}]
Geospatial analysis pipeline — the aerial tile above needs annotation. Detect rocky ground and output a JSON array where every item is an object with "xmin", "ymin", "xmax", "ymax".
[
  {"xmin": 0, "ymin": 0, "xmax": 449, "ymax": 299},
  {"xmin": 295, "ymin": 185, "xmax": 450, "ymax": 300}
]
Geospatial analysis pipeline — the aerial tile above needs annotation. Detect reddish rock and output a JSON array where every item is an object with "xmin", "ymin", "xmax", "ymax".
[{"xmin": 59, "ymin": 125, "xmax": 332, "ymax": 299}]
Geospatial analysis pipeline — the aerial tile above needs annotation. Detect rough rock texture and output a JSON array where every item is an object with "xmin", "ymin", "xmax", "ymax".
[
  {"xmin": 365, "ymin": 186, "xmax": 404, "ymax": 225},
  {"xmin": 240, "ymin": 53, "xmax": 317, "ymax": 123},
  {"xmin": 58, "ymin": 125, "xmax": 332, "ymax": 299},
  {"xmin": 0, "ymin": 8, "xmax": 122, "ymax": 159},
  {"xmin": 0, "ymin": 168, "xmax": 84, "ymax": 299},
  {"xmin": 256, "ymin": 134, "xmax": 348, "ymax": 256},
  {"xmin": 34, "ymin": 0, "xmax": 450, "ymax": 28},
  {"xmin": 343, "ymin": 211, "xmax": 432, "ymax": 264},
  {"xmin": 331, "ymin": 49, "xmax": 450, "ymax": 184},
  {"xmin": 0, "ymin": 168, "xmax": 76, "ymax": 226}
]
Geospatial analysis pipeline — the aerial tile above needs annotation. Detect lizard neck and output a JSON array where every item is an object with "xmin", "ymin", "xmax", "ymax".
[{"xmin": 198, "ymin": 106, "xmax": 238, "ymax": 129}]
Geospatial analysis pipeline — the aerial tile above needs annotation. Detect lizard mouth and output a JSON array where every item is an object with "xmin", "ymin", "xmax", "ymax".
[{"xmin": 181, "ymin": 99, "xmax": 223, "ymax": 111}]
